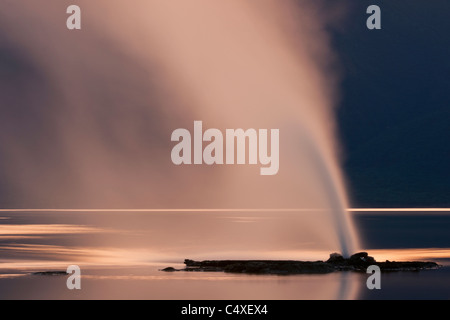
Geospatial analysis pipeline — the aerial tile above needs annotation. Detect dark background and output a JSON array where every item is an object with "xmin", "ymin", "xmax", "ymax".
[{"xmin": 330, "ymin": 0, "xmax": 450, "ymax": 207}]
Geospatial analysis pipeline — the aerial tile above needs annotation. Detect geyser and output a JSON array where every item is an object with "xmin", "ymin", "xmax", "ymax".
[{"xmin": 0, "ymin": 0, "xmax": 358, "ymax": 257}]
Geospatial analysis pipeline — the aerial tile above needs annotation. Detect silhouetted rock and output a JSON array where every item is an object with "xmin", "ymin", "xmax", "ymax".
[
  {"xmin": 377, "ymin": 260, "xmax": 438, "ymax": 271},
  {"xmin": 161, "ymin": 267, "xmax": 177, "ymax": 272},
  {"xmin": 349, "ymin": 252, "xmax": 376, "ymax": 265},
  {"xmin": 222, "ymin": 261, "xmax": 335, "ymax": 274},
  {"xmin": 184, "ymin": 259, "xmax": 201, "ymax": 267},
  {"xmin": 162, "ymin": 253, "xmax": 439, "ymax": 275},
  {"xmin": 327, "ymin": 252, "xmax": 345, "ymax": 263}
]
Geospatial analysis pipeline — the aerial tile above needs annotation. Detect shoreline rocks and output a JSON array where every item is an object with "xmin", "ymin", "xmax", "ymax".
[{"xmin": 161, "ymin": 252, "xmax": 440, "ymax": 275}]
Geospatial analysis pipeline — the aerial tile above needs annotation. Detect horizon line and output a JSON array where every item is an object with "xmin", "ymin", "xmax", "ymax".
[{"xmin": 0, "ymin": 208, "xmax": 450, "ymax": 212}]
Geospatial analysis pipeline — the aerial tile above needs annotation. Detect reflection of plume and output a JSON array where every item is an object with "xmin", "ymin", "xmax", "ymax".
[{"xmin": 0, "ymin": 1, "xmax": 357, "ymax": 254}]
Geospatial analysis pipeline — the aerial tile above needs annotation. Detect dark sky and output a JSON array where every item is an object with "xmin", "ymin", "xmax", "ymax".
[{"xmin": 330, "ymin": 0, "xmax": 450, "ymax": 207}]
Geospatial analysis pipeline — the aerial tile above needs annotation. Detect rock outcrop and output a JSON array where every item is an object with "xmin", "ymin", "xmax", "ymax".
[{"xmin": 161, "ymin": 252, "xmax": 439, "ymax": 274}]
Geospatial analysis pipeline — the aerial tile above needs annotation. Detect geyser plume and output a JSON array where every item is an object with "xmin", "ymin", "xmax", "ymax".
[{"xmin": 0, "ymin": 1, "xmax": 358, "ymax": 256}]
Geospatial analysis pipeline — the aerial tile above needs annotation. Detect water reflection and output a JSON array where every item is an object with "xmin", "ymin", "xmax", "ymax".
[
  {"xmin": 0, "ymin": 211, "xmax": 449, "ymax": 299},
  {"xmin": 0, "ymin": 224, "xmax": 107, "ymax": 235}
]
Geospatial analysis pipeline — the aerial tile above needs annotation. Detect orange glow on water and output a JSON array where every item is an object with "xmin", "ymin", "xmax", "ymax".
[{"xmin": 0, "ymin": 224, "xmax": 107, "ymax": 235}]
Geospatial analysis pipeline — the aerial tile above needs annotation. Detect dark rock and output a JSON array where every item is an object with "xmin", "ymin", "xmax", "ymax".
[
  {"xmin": 327, "ymin": 252, "xmax": 345, "ymax": 263},
  {"xmin": 161, "ymin": 267, "xmax": 177, "ymax": 272},
  {"xmin": 219, "ymin": 260, "xmax": 334, "ymax": 274},
  {"xmin": 162, "ymin": 253, "xmax": 439, "ymax": 275},
  {"xmin": 378, "ymin": 261, "xmax": 439, "ymax": 271},
  {"xmin": 184, "ymin": 259, "xmax": 201, "ymax": 267},
  {"xmin": 349, "ymin": 252, "xmax": 376, "ymax": 265}
]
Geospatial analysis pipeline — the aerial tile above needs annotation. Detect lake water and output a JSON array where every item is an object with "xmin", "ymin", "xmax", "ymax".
[{"xmin": 1, "ymin": 210, "xmax": 449, "ymax": 299}]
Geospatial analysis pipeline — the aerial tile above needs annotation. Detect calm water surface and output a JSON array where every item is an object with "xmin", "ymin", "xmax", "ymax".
[{"xmin": 1, "ymin": 211, "xmax": 449, "ymax": 299}]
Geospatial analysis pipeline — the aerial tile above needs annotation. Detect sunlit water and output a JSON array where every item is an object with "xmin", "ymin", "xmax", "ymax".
[{"xmin": 1, "ymin": 210, "xmax": 450, "ymax": 299}]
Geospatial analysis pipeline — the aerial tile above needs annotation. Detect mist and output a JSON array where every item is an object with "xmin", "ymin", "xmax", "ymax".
[{"xmin": 0, "ymin": 1, "xmax": 358, "ymax": 256}]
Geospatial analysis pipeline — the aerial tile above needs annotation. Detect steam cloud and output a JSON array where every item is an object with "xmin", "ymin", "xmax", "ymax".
[{"xmin": 0, "ymin": 0, "xmax": 358, "ymax": 256}]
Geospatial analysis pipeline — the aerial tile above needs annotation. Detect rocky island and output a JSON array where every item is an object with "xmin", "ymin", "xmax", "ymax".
[{"xmin": 161, "ymin": 252, "xmax": 439, "ymax": 275}]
